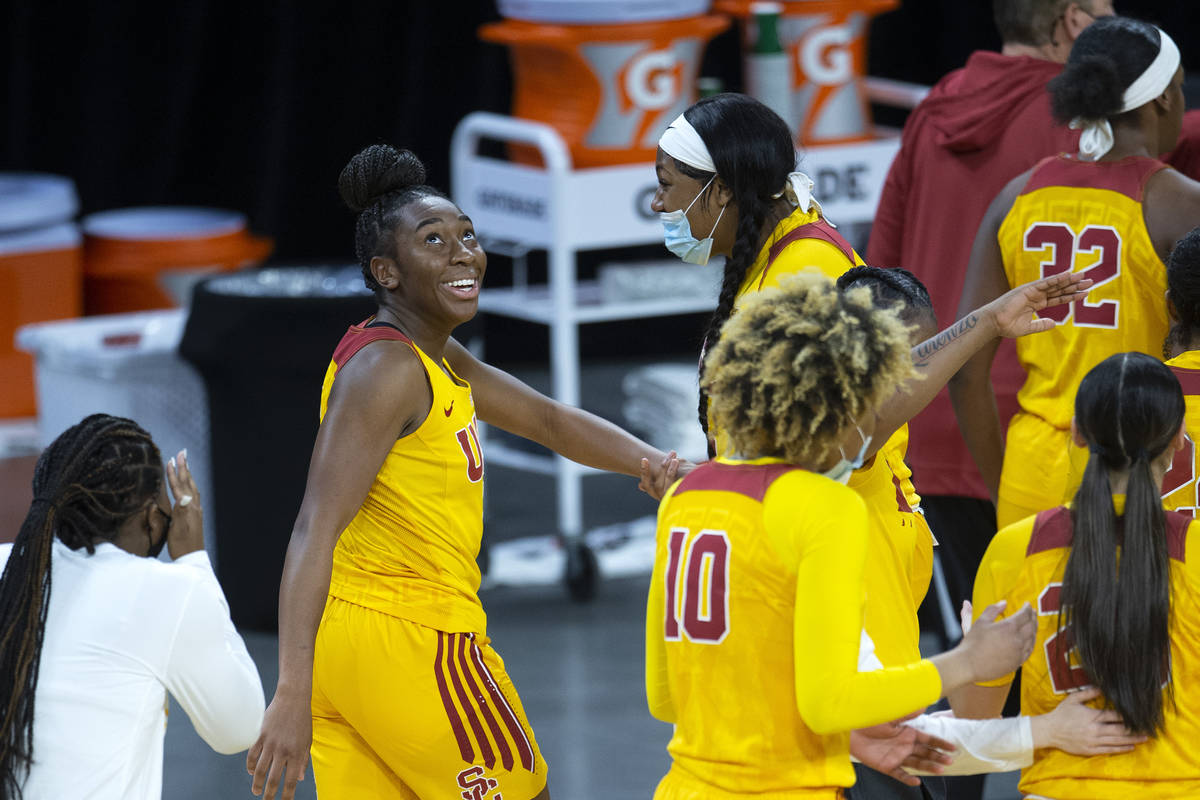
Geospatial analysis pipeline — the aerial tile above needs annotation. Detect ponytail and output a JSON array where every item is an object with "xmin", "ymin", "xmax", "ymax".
[{"xmin": 1065, "ymin": 353, "xmax": 1182, "ymax": 736}]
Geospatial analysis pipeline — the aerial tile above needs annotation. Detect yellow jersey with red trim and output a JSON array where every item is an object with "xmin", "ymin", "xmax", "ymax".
[
  {"xmin": 998, "ymin": 155, "xmax": 1170, "ymax": 430},
  {"xmin": 850, "ymin": 430, "xmax": 933, "ymax": 668},
  {"xmin": 973, "ymin": 502, "xmax": 1200, "ymax": 798},
  {"xmin": 1164, "ymin": 350, "xmax": 1200, "ymax": 517},
  {"xmin": 646, "ymin": 458, "xmax": 942, "ymax": 795},
  {"xmin": 319, "ymin": 320, "xmax": 488, "ymax": 634}
]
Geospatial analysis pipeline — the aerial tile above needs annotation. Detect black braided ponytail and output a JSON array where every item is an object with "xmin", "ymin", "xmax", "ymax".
[
  {"xmin": 338, "ymin": 144, "xmax": 448, "ymax": 298},
  {"xmin": 0, "ymin": 414, "xmax": 162, "ymax": 799},
  {"xmin": 683, "ymin": 94, "xmax": 796, "ymax": 434}
]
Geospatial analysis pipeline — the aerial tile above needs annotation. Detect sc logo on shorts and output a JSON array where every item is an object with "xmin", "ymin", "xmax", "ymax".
[{"xmin": 457, "ymin": 766, "xmax": 502, "ymax": 800}]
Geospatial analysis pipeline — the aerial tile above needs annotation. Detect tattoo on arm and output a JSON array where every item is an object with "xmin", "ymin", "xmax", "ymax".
[{"xmin": 913, "ymin": 314, "xmax": 978, "ymax": 368}]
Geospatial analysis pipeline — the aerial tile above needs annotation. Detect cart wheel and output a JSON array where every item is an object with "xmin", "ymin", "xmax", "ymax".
[{"xmin": 564, "ymin": 540, "xmax": 598, "ymax": 602}]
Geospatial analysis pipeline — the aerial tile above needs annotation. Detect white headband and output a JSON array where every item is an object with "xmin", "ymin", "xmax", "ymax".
[
  {"xmin": 661, "ymin": 114, "xmax": 825, "ymax": 216},
  {"xmin": 1072, "ymin": 26, "xmax": 1181, "ymax": 160},
  {"xmin": 659, "ymin": 113, "xmax": 716, "ymax": 173}
]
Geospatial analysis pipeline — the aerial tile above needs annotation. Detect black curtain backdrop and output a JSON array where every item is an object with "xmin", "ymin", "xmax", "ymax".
[{"xmin": 3, "ymin": 1, "xmax": 1194, "ymax": 263}]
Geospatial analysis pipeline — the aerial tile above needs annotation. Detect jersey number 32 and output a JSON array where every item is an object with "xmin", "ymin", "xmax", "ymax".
[
  {"xmin": 664, "ymin": 528, "xmax": 730, "ymax": 644},
  {"xmin": 1025, "ymin": 223, "xmax": 1122, "ymax": 329}
]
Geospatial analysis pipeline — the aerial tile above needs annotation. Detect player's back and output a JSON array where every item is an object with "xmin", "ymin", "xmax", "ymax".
[
  {"xmin": 1165, "ymin": 351, "xmax": 1200, "ymax": 517},
  {"xmin": 650, "ymin": 459, "xmax": 858, "ymax": 795},
  {"xmin": 994, "ymin": 506, "xmax": 1200, "ymax": 798},
  {"xmin": 999, "ymin": 155, "xmax": 1170, "ymax": 429}
]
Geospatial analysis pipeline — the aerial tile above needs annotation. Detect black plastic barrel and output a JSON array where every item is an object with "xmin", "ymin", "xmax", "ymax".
[{"xmin": 180, "ymin": 266, "xmax": 376, "ymax": 630}]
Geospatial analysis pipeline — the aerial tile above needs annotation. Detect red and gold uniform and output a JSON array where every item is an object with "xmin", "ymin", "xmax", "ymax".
[
  {"xmin": 712, "ymin": 212, "xmax": 935, "ymax": 670},
  {"xmin": 996, "ymin": 155, "xmax": 1171, "ymax": 527},
  {"xmin": 850, "ymin": 428, "xmax": 934, "ymax": 668},
  {"xmin": 973, "ymin": 502, "xmax": 1200, "ymax": 798},
  {"xmin": 310, "ymin": 320, "xmax": 546, "ymax": 800},
  {"xmin": 646, "ymin": 459, "xmax": 943, "ymax": 798},
  {"xmin": 1164, "ymin": 351, "xmax": 1200, "ymax": 517}
]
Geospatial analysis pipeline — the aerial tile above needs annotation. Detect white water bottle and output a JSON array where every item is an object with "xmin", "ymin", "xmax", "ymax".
[{"xmin": 744, "ymin": 2, "xmax": 794, "ymax": 134}]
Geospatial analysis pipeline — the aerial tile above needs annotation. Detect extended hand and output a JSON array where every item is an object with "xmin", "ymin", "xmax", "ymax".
[
  {"xmin": 961, "ymin": 600, "xmax": 1036, "ymax": 683},
  {"xmin": 638, "ymin": 451, "xmax": 695, "ymax": 500},
  {"xmin": 1035, "ymin": 687, "xmax": 1148, "ymax": 756},
  {"xmin": 247, "ymin": 690, "xmax": 312, "ymax": 800},
  {"xmin": 850, "ymin": 713, "xmax": 955, "ymax": 786},
  {"xmin": 987, "ymin": 271, "xmax": 1094, "ymax": 338}
]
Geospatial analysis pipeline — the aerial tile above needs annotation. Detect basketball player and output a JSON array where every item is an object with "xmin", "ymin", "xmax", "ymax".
[
  {"xmin": 951, "ymin": 17, "xmax": 1200, "ymax": 528},
  {"xmin": 958, "ymin": 352, "xmax": 1200, "ymax": 798},
  {"xmin": 246, "ymin": 145, "xmax": 685, "ymax": 800}
]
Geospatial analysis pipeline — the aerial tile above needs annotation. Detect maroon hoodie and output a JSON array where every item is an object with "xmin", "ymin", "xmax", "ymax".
[{"xmin": 867, "ymin": 52, "xmax": 1079, "ymax": 500}]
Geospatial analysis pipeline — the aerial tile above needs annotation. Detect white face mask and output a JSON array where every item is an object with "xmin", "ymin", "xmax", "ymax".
[
  {"xmin": 659, "ymin": 175, "xmax": 726, "ymax": 266},
  {"xmin": 822, "ymin": 423, "xmax": 873, "ymax": 485}
]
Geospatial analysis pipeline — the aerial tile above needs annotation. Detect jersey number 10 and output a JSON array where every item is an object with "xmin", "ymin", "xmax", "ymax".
[
  {"xmin": 664, "ymin": 528, "xmax": 730, "ymax": 644},
  {"xmin": 1025, "ymin": 223, "xmax": 1123, "ymax": 329}
]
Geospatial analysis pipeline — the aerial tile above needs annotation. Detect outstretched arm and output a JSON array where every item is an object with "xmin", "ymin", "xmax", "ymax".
[
  {"xmin": 868, "ymin": 265, "xmax": 1088, "ymax": 461},
  {"xmin": 444, "ymin": 339, "xmax": 686, "ymax": 497}
]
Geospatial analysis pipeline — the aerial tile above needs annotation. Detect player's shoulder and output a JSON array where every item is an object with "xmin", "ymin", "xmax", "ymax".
[{"xmin": 765, "ymin": 468, "xmax": 866, "ymax": 515}]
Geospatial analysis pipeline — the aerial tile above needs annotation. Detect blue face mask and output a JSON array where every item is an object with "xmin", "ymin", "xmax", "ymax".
[
  {"xmin": 660, "ymin": 175, "xmax": 727, "ymax": 266},
  {"xmin": 823, "ymin": 424, "xmax": 873, "ymax": 485}
]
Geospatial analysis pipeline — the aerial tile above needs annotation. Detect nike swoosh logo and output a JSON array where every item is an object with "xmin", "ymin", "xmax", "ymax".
[{"xmin": 444, "ymin": 402, "xmax": 454, "ymax": 417}]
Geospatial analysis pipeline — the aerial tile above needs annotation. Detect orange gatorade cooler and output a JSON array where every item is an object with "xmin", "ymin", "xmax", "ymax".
[
  {"xmin": 718, "ymin": 0, "xmax": 899, "ymax": 145},
  {"xmin": 481, "ymin": 1, "xmax": 729, "ymax": 167},
  {"xmin": 0, "ymin": 174, "xmax": 82, "ymax": 418},
  {"xmin": 82, "ymin": 207, "xmax": 272, "ymax": 315}
]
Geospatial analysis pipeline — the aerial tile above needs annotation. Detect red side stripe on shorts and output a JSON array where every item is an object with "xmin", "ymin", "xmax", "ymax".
[
  {"xmin": 457, "ymin": 633, "xmax": 514, "ymax": 771},
  {"xmin": 469, "ymin": 634, "xmax": 536, "ymax": 773},
  {"xmin": 448, "ymin": 634, "xmax": 497, "ymax": 769},
  {"xmin": 435, "ymin": 632, "xmax": 474, "ymax": 763}
]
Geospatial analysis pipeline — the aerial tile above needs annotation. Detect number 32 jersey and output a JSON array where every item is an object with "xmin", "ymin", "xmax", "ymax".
[
  {"xmin": 645, "ymin": 458, "xmax": 942, "ymax": 797},
  {"xmin": 973, "ymin": 504, "xmax": 1200, "ymax": 799},
  {"xmin": 999, "ymin": 155, "xmax": 1170, "ymax": 429}
]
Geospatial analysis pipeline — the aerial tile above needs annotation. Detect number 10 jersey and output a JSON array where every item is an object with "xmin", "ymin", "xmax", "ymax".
[
  {"xmin": 645, "ymin": 458, "xmax": 942, "ymax": 797},
  {"xmin": 998, "ymin": 154, "xmax": 1170, "ymax": 431}
]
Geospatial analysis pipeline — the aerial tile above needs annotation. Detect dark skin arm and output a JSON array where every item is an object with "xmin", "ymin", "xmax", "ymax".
[
  {"xmin": 247, "ymin": 341, "xmax": 429, "ymax": 800},
  {"xmin": 947, "ymin": 172, "xmax": 1030, "ymax": 502},
  {"xmin": 443, "ymin": 338, "xmax": 686, "ymax": 495},
  {"xmin": 1142, "ymin": 167, "xmax": 1200, "ymax": 263}
]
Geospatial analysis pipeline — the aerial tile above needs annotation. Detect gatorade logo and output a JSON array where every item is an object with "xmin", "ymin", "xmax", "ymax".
[
  {"xmin": 798, "ymin": 22, "xmax": 854, "ymax": 86},
  {"xmin": 581, "ymin": 38, "xmax": 704, "ymax": 150},
  {"xmin": 624, "ymin": 49, "xmax": 679, "ymax": 110}
]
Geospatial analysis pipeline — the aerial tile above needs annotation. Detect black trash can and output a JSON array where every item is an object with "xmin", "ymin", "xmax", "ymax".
[{"xmin": 180, "ymin": 266, "xmax": 376, "ymax": 630}]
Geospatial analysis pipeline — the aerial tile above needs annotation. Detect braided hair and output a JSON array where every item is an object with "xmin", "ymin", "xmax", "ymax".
[
  {"xmin": 682, "ymin": 94, "xmax": 797, "ymax": 433},
  {"xmin": 0, "ymin": 414, "xmax": 162, "ymax": 799},
  {"xmin": 338, "ymin": 144, "xmax": 449, "ymax": 299},
  {"xmin": 836, "ymin": 265, "xmax": 935, "ymax": 328},
  {"xmin": 1166, "ymin": 226, "xmax": 1200, "ymax": 358}
]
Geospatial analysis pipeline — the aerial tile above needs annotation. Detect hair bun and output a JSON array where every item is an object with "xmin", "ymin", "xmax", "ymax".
[
  {"xmin": 1050, "ymin": 54, "xmax": 1124, "ymax": 124},
  {"xmin": 338, "ymin": 144, "xmax": 427, "ymax": 212}
]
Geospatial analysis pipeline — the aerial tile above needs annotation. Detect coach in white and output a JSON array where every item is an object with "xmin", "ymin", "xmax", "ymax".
[{"xmin": 0, "ymin": 415, "xmax": 264, "ymax": 800}]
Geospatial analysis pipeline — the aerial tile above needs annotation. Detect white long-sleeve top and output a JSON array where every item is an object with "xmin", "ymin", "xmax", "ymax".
[
  {"xmin": 0, "ymin": 540, "xmax": 265, "ymax": 800},
  {"xmin": 858, "ymin": 630, "xmax": 1033, "ymax": 776}
]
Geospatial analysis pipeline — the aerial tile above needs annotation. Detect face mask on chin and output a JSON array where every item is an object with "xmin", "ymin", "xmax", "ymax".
[
  {"xmin": 660, "ymin": 175, "xmax": 726, "ymax": 266},
  {"xmin": 822, "ymin": 423, "xmax": 873, "ymax": 485}
]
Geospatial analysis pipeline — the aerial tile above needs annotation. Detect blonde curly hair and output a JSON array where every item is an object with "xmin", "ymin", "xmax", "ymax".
[{"xmin": 704, "ymin": 272, "xmax": 917, "ymax": 465}]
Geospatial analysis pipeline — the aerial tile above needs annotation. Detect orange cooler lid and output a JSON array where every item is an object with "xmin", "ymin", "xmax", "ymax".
[{"xmin": 498, "ymin": 0, "xmax": 712, "ymax": 23}]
